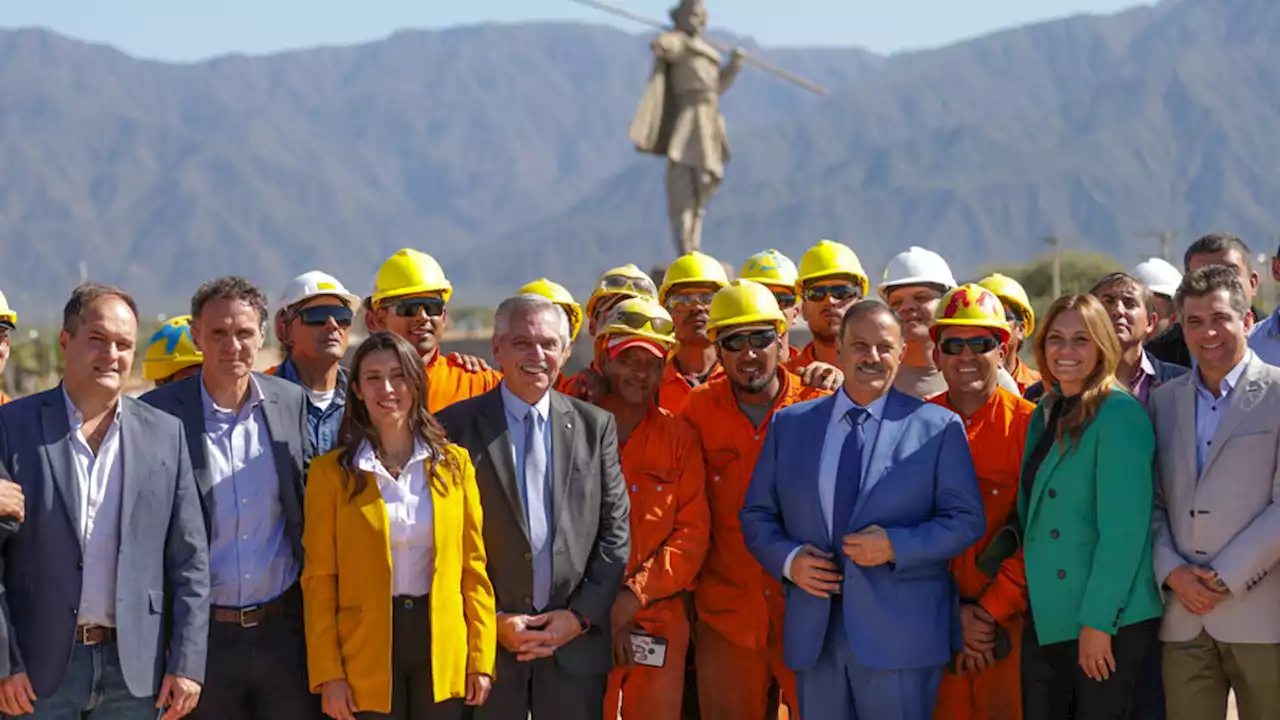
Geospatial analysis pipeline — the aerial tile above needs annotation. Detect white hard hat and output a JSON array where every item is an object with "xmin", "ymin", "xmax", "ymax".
[
  {"xmin": 1130, "ymin": 258, "xmax": 1182, "ymax": 299},
  {"xmin": 878, "ymin": 246, "xmax": 958, "ymax": 299},
  {"xmin": 277, "ymin": 271, "xmax": 361, "ymax": 312}
]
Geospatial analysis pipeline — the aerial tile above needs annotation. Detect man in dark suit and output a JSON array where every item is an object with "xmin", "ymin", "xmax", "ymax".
[
  {"xmin": 0, "ymin": 283, "xmax": 209, "ymax": 719},
  {"xmin": 437, "ymin": 293, "xmax": 630, "ymax": 720},
  {"xmin": 142, "ymin": 277, "xmax": 315, "ymax": 720}
]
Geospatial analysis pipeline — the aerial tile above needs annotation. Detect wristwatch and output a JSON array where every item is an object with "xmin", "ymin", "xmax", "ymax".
[{"xmin": 570, "ymin": 610, "xmax": 591, "ymax": 632}]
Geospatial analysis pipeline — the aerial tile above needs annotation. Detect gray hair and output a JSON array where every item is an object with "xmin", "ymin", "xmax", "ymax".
[
  {"xmin": 494, "ymin": 293, "xmax": 571, "ymax": 348},
  {"xmin": 1175, "ymin": 265, "xmax": 1249, "ymax": 317}
]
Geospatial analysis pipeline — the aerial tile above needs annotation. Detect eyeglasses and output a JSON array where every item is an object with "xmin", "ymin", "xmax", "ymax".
[
  {"xmin": 609, "ymin": 310, "xmax": 675, "ymax": 336},
  {"xmin": 599, "ymin": 275, "xmax": 658, "ymax": 297},
  {"xmin": 939, "ymin": 336, "xmax": 1001, "ymax": 356},
  {"xmin": 297, "ymin": 305, "xmax": 353, "ymax": 327},
  {"xmin": 388, "ymin": 297, "xmax": 445, "ymax": 318},
  {"xmin": 803, "ymin": 285, "xmax": 859, "ymax": 303},
  {"xmin": 718, "ymin": 329, "xmax": 778, "ymax": 352},
  {"xmin": 772, "ymin": 291, "xmax": 797, "ymax": 309},
  {"xmin": 666, "ymin": 292, "xmax": 716, "ymax": 309}
]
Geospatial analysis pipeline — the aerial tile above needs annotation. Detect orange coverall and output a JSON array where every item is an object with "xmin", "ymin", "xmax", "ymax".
[
  {"xmin": 1008, "ymin": 356, "xmax": 1041, "ymax": 395},
  {"xmin": 605, "ymin": 405, "xmax": 711, "ymax": 720},
  {"xmin": 657, "ymin": 360, "xmax": 725, "ymax": 415},
  {"xmin": 682, "ymin": 369, "xmax": 829, "ymax": 720},
  {"xmin": 0, "ymin": 391, "xmax": 10, "ymax": 405},
  {"xmin": 929, "ymin": 387, "xmax": 1034, "ymax": 720},
  {"xmin": 424, "ymin": 351, "xmax": 502, "ymax": 414}
]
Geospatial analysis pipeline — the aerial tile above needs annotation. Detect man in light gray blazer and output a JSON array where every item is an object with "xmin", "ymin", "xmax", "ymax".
[
  {"xmin": 0, "ymin": 284, "xmax": 209, "ymax": 719},
  {"xmin": 1150, "ymin": 266, "xmax": 1280, "ymax": 720}
]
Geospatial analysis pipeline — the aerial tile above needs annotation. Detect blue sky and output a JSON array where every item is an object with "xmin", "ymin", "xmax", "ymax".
[{"xmin": 3, "ymin": 0, "xmax": 1150, "ymax": 61}]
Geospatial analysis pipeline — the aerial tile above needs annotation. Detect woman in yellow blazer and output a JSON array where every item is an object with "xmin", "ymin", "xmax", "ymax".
[{"xmin": 303, "ymin": 332, "xmax": 496, "ymax": 720}]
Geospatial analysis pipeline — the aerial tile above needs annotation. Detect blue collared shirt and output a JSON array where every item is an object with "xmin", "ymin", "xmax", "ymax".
[
  {"xmin": 1192, "ymin": 351, "xmax": 1252, "ymax": 475},
  {"xmin": 500, "ymin": 383, "xmax": 554, "ymax": 537},
  {"xmin": 1247, "ymin": 307, "xmax": 1280, "ymax": 366},
  {"xmin": 274, "ymin": 358, "xmax": 347, "ymax": 455},
  {"xmin": 201, "ymin": 376, "xmax": 298, "ymax": 607}
]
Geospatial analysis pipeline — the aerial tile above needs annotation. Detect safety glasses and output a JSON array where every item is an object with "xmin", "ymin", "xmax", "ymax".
[
  {"xmin": 666, "ymin": 292, "xmax": 716, "ymax": 309},
  {"xmin": 610, "ymin": 310, "xmax": 675, "ymax": 336},
  {"xmin": 1004, "ymin": 310, "xmax": 1020, "ymax": 326},
  {"xmin": 297, "ymin": 305, "xmax": 353, "ymax": 327},
  {"xmin": 718, "ymin": 329, "xmax": 778, "ymax": 352},
  {"xmin": 389, "ymin": 297, "xmax": 445, "ymax": 318},
  {"xmin": 803, "ymin": 285, "xmax": 859, "ymax": 303},
  {"xmin": 772, "ymin": 291, "xmax": 797, "ymax": 309},
  {"xmin": 599, "ymin": 275, "xmax": 658, "ymax": 297},
  {"xmin": 939, "ymin": 336, "xmax": 1001, "ymax": 356}
]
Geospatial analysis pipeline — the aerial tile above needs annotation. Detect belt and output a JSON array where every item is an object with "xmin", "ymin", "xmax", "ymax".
[
  {"xmin": 211, "ymin": 592, "xmax": 292, "ymax": 629},
  {"xmin": 75, "ymin": 625, "xmax": 116, "ymax": 646}
]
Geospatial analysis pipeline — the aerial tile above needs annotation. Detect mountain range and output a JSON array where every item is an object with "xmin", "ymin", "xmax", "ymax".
[{"xmin": 3, "ymin": 0, "xmax": 1278, "ymax": 318}]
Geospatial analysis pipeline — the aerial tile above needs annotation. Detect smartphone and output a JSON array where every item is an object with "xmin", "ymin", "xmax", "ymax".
[{"xmin": 629, "ymin": 632, "xmax": 668, "ymax": 668}]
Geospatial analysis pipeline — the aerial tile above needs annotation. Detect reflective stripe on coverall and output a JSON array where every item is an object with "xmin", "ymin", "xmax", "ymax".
[
  {"xmin": 424, "ymin": 352, "xmax": 502, "ymax": 414},
  {"xmin": 930, "ymin": 386, "xmax": 1034, "ymax": 720},
  {"xmin": 681, "ymin": 369, "xmax": 829, "ymax": 720},
  {"xmin": 606, "ymin": 404, "xmax": 710, "ymax": 720},
  {"xmin": 657, "ymin": 360, "xmax": 725, "ymax": 415}
]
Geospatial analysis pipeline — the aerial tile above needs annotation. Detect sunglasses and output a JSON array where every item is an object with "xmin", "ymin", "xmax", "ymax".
[
  {"xmin": 599, "ymin": 275, "xmax": 658, "ymax": 297},
  {"xmin": 803, "ymin": 285, "xmax": 859, "ymax": 303},
  {"xmin": 389, "ymin": 297, "xmax": 445, "ymax": 318},
  {"xmin": 772, "ymin": 291, "xmax": 797, "ymax": 309},
  {"xmin": 1004, "ymin": 310, "xmax": 1020, "ymax": 325},
  {"xmin": 298, "ymin": 305, "xmax": 353, "ymax": 327},
  {"xmin": 666, "ymin": 292, "xmax": 717, "ymax": 309},
  {"xmin": 611, "ymin": 310, "xmax": 675, "ymax": 335},
  {"xmin": 939, "ymin": 336, "xmax": 1001, "ymax": 356},
  {"xmin": 718, "ymin": 330, "xmax": 778, "ymax": 352}
]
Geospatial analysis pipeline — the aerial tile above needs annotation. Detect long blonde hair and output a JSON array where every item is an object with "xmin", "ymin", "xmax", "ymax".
[{"xmin": 1033, "ymin": 293, "xmax": 1122, "ymax": 449}]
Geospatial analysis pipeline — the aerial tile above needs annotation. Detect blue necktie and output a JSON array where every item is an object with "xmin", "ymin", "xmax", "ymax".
[
  {"xmin": 524, "ymin": 409, "xmax": 552, "ymax": 611},
  {"xmin": 831, "ymin": 407, "xmax": 866, "ymax": 541}
]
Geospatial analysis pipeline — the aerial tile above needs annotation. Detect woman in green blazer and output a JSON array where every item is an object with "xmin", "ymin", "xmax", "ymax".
[{"xmin": 1018, "ymin": 293, "xmax": 1163, "ymax": 720}]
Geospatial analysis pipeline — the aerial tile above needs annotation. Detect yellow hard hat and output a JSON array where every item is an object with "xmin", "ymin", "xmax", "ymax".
[
  {"xmin": 977, "ymin": 273, "xmax": 1035, "ymax": 336},
  {"xmin": 142, "ymin": 315, "xmax": 204, "ymax": 382},
  {"xmin": 519, "ymin": 278, "xmax": 584, "ymax": 341},
  {"xmin": 796, "ymin": 240, "xmax": 869, "ymax": 296},
  {"xmin": 0, "ymin": 288, "xmax": 15, "ymax": 326},
  {"xmin": 595, "ymin": 297, "xmax": 677, "ymax": 353},
  {"xmin": 372, "ymin": 249, "xmax": 453, "ymax": 307},
  {"xmin": 739, "ymin": 249, "xmax": 798, "ymax": 291},
  {"xmin": 930, "ymin": 284, "xmax": 1010, "ymax": 343},
  {"xmin": 660, "ymin": 251, "xmax": 730, "ymax": 305},
  {"xmin": 585, "ymin": 264, "xmax": 659, "ymax": 321},
  {"xmin": 707, "ymin": 280, "xmax": 786, "ymax": 340}
]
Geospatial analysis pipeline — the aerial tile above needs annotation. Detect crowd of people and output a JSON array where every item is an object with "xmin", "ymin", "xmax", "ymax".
[{"xmin": 0, "ymin": 231, "xmax": 1275, "ymax": 720}]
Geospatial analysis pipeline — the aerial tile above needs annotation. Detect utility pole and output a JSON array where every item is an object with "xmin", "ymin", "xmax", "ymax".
[
  {"xmin": 1046, "ymin": 236, "xmax": 1062, "ymax": 299},
  {"xmin": 1138, "ymin": 230, "xmax": 1177, "ymax": 263}
]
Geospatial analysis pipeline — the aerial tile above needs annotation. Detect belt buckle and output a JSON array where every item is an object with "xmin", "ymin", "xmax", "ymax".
[
  {"xmin": 78, "ymin": 626, "xmax": 102, "ymax": 646},
  {"xmin": 238, "ymin": 605, "xmax": 260, "ymax": 629}
]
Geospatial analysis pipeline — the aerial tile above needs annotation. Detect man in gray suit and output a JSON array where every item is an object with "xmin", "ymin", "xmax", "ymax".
[
  {"xmin": 142, "ymin": 277, "xmax": 316, "ymax": 720},
  {"xmin": 437, "ymin": 294, "xmax": 630, "ymax": 720},
  {"xmin": 1150, "ymin": 265, "xmax": 1280, "ymax": 720},
  {"xmin": 0, "ymin": 283, "xmax": 209, "ymax": 719}
]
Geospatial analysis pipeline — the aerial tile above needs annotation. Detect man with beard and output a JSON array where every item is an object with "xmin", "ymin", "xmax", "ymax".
[
  {"xmin": 742, "ymin": 249, "xmax": 842, "ymax": 392},
  {"xmin": 681, "ymin": 280, "xmax": 830, "ymax": 720},
  {"xmin": 739, "ymin": 299, "xmax": 984, "ymax": 720},
  {"xmin": 926, "ymin": 285, "xmax": 1035, "ymax": 720},
  {"xmin": 587, "ymin": 297, "xmax": 710, "ymax": 720},
  {"xmin": 787, "ymin": 240, "xmax": 868, "ymax": 373},
  {"xmin": 657, "ymin": 252, "xmax": 729, "ymax": 414},
  {"xmin": 370, "ymin": 248, "xmax": 502, "ymax": 413},
  {"xmin": 268, "ymin": 271, "xmax": 360, "ymax": 455}
]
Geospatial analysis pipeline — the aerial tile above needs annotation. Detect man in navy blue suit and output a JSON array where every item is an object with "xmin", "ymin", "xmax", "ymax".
[{"xmin": 741, "ymin": 300, "xmax": 985, "ymax": 719}]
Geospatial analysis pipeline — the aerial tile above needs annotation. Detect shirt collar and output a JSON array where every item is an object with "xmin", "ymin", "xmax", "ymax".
[
  {"xmin": 200, "ymin": 373, "xmax": 266, "ymax": 419},
  {"xmin": 1138, "ymin": 349, "xmax": 1156, "ymax": 378},
  {"xmin": 500, "ymin": 382, "xmax": 552, "ymax": 424},
  {"xmin": 1192, "ymin": 350, "xmax": 1252, "ymax": 398},
  {"xmin": 61, "ymin": 384, "xmax": 123, "ymax": 427},
  {"xmin": 353, "ymin": 438, "xmax": 433, "ymax": 476},
  {"xmin": 277, "ymin": 358, "xmax": 347, "ymax": 406},
  {"xmin": 833, "ymin": 387, "xmax": 889, "ymax": 423}
]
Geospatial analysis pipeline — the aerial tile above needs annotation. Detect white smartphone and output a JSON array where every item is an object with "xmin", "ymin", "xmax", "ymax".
[{"xmin": 629, "ymin": 632, "xmax": 669, "ymax": 668}]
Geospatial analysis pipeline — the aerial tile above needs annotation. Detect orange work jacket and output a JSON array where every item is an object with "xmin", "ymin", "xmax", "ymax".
[
  {"xmin": 682, "ymin": 369, "xmax": 830, "ymax": 650},
  {"xmin": 1008, "ymin": 357, "xmax": 1041, "ymax": 396},
  {"xmin": 0, "ymin": 391, "xmax": 9, "ymax": 405},
  {"xmin": 619, "ymin": 404, "xmax": 711, "ymax": 632},
  {"xmin": 929, "ymin": 387, "xmax": 1034, "ymax": 624},
  {"xmin": 425, "ymin": 352, "xmax": 502, "ymax": 415},
  {"xmin": 657, "ymin": 360, "xmax": 725, "ymax": 416}
]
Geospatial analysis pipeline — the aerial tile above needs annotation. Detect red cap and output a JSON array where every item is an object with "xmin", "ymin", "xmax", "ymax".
[{"xmin": 607, "ymin": 336, "xmax": 667, "ymax": 359}]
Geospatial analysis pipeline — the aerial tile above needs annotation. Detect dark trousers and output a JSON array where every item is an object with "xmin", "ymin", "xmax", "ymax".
[
  {"xmin": 188, "ymin": 585, "xmax": 320, "ymax": 720},
  {"xmin": 473, "ymin": 651, "xmax": 605, "ymax": 720},
  {"xmin": 1128, "ymin": 630, "xmax": 1167, "ymax": 720},
  {"xmin": 1021, "ymin": 612, "xmax": 1160, "ymax": 720},
  {"xmin": 357, "ymin": 596, "xmax": 463, "ymax": 720}
]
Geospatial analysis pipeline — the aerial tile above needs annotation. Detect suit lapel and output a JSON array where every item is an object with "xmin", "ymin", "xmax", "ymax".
[
  {"xmin": 1173, "ymin": 378, "xmax": 1198, "ymax": 484},
  {"xmin": 178, "ymin": 376, "xmax": 213, "ymax": 506},
  {"xmin": 797, "ymin": 396, "xmax": 834, "ymax": 542},
  {"xmin": 851, "ymin": 391, "xmax": 908, "ymax": 524},
  {"xmin": 479, "ymin": 389, "xmax": 530, "ymax": 542},
  {"xmin": 1026, "ymin": 402, "xmax": 1067, "ymax": 525},
  {"xmin": 40, "ymin": 389, "xmax": 80, "ymax": 534},
  {"xmin": 1201, "ymin": 360, "xmax": 1265, "ymax": 476},
  {"xmin": 549, "ymin": 393, "xmax": 577, "ymax": 533},
  {"xmin": 257, "ymin": 379, "xmax": 299, "ymax": 496}
]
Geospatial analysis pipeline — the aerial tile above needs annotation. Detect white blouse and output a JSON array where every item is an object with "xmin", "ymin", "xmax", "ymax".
[{"xmin": 356, "ymin": 440, "xmax": 435, "ymax": 597}]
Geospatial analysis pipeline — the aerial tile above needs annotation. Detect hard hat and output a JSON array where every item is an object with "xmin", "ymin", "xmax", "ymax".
[
  {"xmin": 585, "ymin": 264, "xmax": 659, "ymax": 321},
  {"xmin": 1130, "ymin": 257, "xmax": 1183, "ymax": 299},
  {"xmin": 796, "ymin": 240, "xmax": 869, "ymax": 297},
  {"xmin": 277, "ymin": 271, "xmax": 360, "ymax": 313},
  {"xmin": 706, "ymin": 279, "xmax": 786, "ymax": 340},
  {"xmin": 659, "ymin": 251, "xmax": 730, "ymax": 305},
  {"xmin": 930, "ymin": 284, "xmax": 1011, "ymax": 343},
  {"xmin": 142, "ymin": 315, "xmax": 204, "ymax": 382},
  {"xmin": 372, "ymin": 249, "xmax": 453, "ymax": 307},
  {"xmin": 878, "ymin": 246, "xmax": 958, "ymax": 299},
  {"xmin": 0, "ymin": 288, "xmax": 15, "ymax": 326},
  {"xmin": 977, "ymin": 272, "xmax": 1036, "ymax": 336},
  {"xmin": 739, "ymin": 249, "xmax": 798, "ymax": 291},
  {"xmin": 595, "ymin": 297, "xmax": 677, "ymax": 351},
  {"xmin": 519, "ymin": 278, "xmax": 584, "ymax": 341}
]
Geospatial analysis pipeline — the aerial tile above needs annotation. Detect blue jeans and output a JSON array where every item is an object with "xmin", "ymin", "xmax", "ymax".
[{"xmin": 28, "ymin": 643, "xmax": 157, "ymax": 720}]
